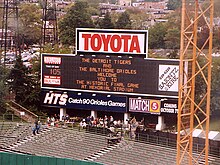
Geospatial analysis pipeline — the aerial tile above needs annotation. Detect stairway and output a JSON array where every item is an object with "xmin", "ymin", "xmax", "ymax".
[{"xmin": 6, "ymin": 101, "xmax": 38, "ymax": 123}]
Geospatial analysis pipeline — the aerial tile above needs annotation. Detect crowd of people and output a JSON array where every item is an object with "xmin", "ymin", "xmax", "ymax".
[
  {"xmin": 33, "ymin": 113, "xmax": 144, "ymax": 139},
  {"xmin": 79, "ymin": 115, "xmax": 141, "ymax": 139},
  {"xmin": 79, "ymin": 115, "xmax": 124, "ymax": 129}
]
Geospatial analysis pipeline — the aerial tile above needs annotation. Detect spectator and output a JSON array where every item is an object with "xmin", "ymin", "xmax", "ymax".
[
  {"xmin": 109, "ymin": 116, "xmax": 114, "ymax": 127},
  {"xmin": 47, "ymin": 116, "xmax": 50, "ymax": 125},
  {"xmin": 33, "ymin": 120, "xmax": 40, "ymax": 135},
  {"xmin": 51, "ymin": 116, "xmax": 55, "ymax": 126},
  {"xmin": 36, "ymin": 121, "xmax": 41, "ymax": 134}
]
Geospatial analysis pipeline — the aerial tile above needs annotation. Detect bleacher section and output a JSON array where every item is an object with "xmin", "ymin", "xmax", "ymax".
[
  {"xmin": 1, "ymin": 124, "xmax": 220, "ymax": 165},
  {"xmin": 2, "ymin": 126, "xmax": 108, "ymax": 161},
  {"xmin": 0, "ymin": 122, "xmax": 33, "ymax": 149}
]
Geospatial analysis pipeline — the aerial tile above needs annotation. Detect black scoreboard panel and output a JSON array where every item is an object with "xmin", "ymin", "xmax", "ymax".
[{"xmin": 41, "ymin": 54, "xmax": 179, "ymax": 97}]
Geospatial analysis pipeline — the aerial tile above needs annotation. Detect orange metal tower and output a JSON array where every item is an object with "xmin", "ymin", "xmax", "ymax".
[{"xmin": 177, "ymin": 0, "xmax": 214, "ymax": 165}]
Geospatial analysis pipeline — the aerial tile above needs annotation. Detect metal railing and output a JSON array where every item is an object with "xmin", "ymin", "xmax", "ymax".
[
  {"xmin": 6, "ymin": 101, "xmax": 38, "ymax": 123},
  {"xmin": 85, "ymin": 125, "xmax": 220, "ymax": 157}
]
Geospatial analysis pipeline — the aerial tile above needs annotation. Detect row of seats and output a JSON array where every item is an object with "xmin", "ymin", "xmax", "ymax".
[
  {"xmin": 6, "ymin": 126, "xmax": 108, "ymax": 161},
  {"xmin": 0, "ymin": 122, "xmax": 33, "ymax": 148},
  {"xmin": 1, "ymin": 124, "xmax": 220, "ymax": 165}
]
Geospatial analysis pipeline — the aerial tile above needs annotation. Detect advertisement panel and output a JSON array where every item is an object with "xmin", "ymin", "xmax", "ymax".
[
  {"xmin": 129, "ymin": 98, "xmax": 161, "ymax": 114},
  {"xmin": 129, "ymin": 97, "xmax": 178, "ymax": 114},
  {"xmin": 76, "ymin": 28, "xmax": 148, "ymax": 57},
  {"xmin": 41, "ymin": 54, "xmax": 179, "ymax": 98},
  {"xmin": 158, "ymin": 65, "xmax": 179, "ymax": 92},
  {"xmin": 160, "ymin": 99, "xmax": 178, "ymax": 114},
  {"xmin": 41, "ymin": 90, "xmax": 127, "ymax": 112}
]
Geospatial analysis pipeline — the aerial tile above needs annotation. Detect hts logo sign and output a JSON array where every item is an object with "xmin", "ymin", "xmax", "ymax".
[{"xmin": 43, "ymin": 91, "xmax": 68, "ymax": 105}]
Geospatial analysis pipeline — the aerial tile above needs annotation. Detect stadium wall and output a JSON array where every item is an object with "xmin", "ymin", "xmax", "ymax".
[{"xmin": 0, "ymin": 152, "xmax": 102, "ymax": 165}]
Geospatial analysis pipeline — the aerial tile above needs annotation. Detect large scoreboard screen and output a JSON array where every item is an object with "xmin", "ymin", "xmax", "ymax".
[{"xmin": 41, "ymin": 54, "xmax": 179, "ymax": 98}]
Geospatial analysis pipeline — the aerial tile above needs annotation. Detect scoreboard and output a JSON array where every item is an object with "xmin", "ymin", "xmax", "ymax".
[{"xmin": 41, "ymin": 54, "xmax": 179, "ymax": 98}]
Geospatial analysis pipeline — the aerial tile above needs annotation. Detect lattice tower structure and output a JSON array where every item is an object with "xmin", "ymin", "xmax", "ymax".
[
  {"xmin": 177, "ymin": 0, "xmax": 214, "ymax": 165},
  {"xmin": 0, "ymin": 0, "xmax": 20, "ymax": 66},
  {"xmin": 41, "ymin": 0, "xmax": 58, "ymax": 49}
]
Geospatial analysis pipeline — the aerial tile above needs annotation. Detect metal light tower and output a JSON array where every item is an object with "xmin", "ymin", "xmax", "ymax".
[
  {"xmin": 177, "ymin": 0, "xmax": 214, "ymax": 165},
  {"xmin": 41, "ymin": 0, "xmax": 58, "ymax": 49},
  {"xmin": 0, "ymin": 0, "xmax": 20, "ymax": 66}
]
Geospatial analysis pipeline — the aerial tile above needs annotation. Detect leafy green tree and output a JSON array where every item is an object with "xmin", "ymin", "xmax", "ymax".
[
  {"xmin": 213, "ymin": 27, "xmax": 220, "ymax": 49},
  {"xmin": 59, "ymin": 1, "xmax": 95, "ymax": 46},
  {"xmin": 7, "ymin": 55, "xmax": 32, "ymax": 104},
  {"xmin": 211, "ymin": 57, "xmax": 220, "ymax": 116},
  {"xmin": 18, "ymin": 4, "xmax": 42, "ymax": 47},
  {"xmin": 197, "ymin": 26, "xmax": 210, "ymax": 49},
  {"xmin": 115, "ymin": 11, "xmax": 132, "ymax": 29},
  {"xmin": 202, "ymin": 0, "xmax": 220, "ymax": 17},
  {"xmin": 126, "ymin": 8, "xmax": 149, "ymax": 30},
  {"xmin": 0, "ymin": 65, "xmax": 8, "ymax": 110},
  {"xmin": 5, "ymin": 54, "xmax": 41, "ymax": 112},
  {"xmin": 148, "ymin": 23, "xmax": 167, "ymax": 49},
  {"xmin": 99, "ymin": 12, "xmax": 115, "ymax": 29},
  {"xmin": 84, "ymin": 0, "xmax": 100, "ymax": 15},
  {"xmin": 164, "ymin": 27, "xmax": 180, "ymax": 49}
]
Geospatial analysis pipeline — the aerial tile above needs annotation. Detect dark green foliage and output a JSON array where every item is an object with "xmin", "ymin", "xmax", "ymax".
[
  {"xmin": 210, "ymin": 57, "xmax": 220, "ymax": 115},
  {"xmin": 115, "ymin": 11, "xmax": 132, "ymax": 29},
  {"xmin": 164, "ymin": 28, "xmax": 180, "ymax": 49},
  {"xmin": 19, "ymin": 4, "xmax": 42, "ymax": 46},
  {"xmin": 0, "ymin": 65, "xmax": 8, "ymax": 110},
  {"xmin": 59, "ymin": 1, "xmax": 95, "ymax": 45},
  {"xmin": 148, "ymin": 23, "xmax": 167, "ymax": 49},
  {"xmin": 6, "ymin": 55, "xmax": 40, "ymax": 111},
  {"xmin": 99, "ymin": 12, "xmax": 115, "ymax": 29},
  {"xmin": 7, "ymin": 55, "xmax": 29, "ymax": 103}
]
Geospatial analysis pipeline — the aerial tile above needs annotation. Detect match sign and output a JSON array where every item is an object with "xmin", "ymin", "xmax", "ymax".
[{"xmin": 76, "ymin": 28, "xmax": 148, "ymax": 57}]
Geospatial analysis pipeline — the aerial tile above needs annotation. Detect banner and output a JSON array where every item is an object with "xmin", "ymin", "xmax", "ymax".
[
  {"xmin": 129, "ymin": 98, "xmax": 161, "ymax": 114},
  {"xmin": 41, "ymin": 90, "xmax": 127, "ymax": 112}
]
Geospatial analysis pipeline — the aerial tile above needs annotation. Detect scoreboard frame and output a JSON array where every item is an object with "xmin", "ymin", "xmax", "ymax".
[{"xmin": 41, "ymin": 54, "xmax": 179, "ymax": 99}]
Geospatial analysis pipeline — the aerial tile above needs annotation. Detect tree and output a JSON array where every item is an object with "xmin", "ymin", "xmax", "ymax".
[
  {"xmin": 126, "ymin": 8, "xmax": 149, "ymax": 30},
  {"xmin": 210, "ymin": 57, "xmax": 220, "ymax": 116},
  {"xmin": 7, "ymin": 55, "xmax": 33, "ymax": 104},
  {"xmin": 197, "ymin": 26, "xmax": 210, "ymax": 49},
  {"xmin": 99, "ymin": 12, "xmax": 115, "ymax": 29},
  {"xmin": 202, "ymin": 0, "xmax": 220, "ymax": 17},
  {"xmin": 59, "ymin": 1, "xmax": 95, "ymax": 46},
  {"xmin": 115, "ymin": 11, "xmax": 132, "ymax": 29},
  {"xmin": 164, "ymin": 27, "xmax": 180, "ymax": 49},
  {"xmin": 18, "ymin": 4, "xmax": 42, "ymax": 47},
  {"xmin": 148, "ymin": 23, "xmax": 167, "ymax": 49},
  {"xmin": 0, "ymin": 65, "xmax": 8, "ymax": 110}
]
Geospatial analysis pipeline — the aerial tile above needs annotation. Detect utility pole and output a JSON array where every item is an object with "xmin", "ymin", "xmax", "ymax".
[{"xmin": 177, "ymin": 0, "xmax": 214, "ymax": 165}]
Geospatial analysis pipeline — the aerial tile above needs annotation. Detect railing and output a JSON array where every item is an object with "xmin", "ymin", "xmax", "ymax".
[
  {"xmin": 85, "ymin": 125, "xmax": 220, "ymax": 157},
  {"xmin": 6, "ymin": 101, "xmax": 38, "ymax": 123}
]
